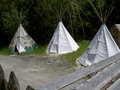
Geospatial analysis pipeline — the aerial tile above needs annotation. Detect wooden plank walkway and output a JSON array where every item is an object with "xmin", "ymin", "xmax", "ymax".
[
  {"xmin": 36, "ymin": 53, "xmax": 120, "ymax": 90},
  {"xmin": 74, "ymin": 59, "xmax": 120, "ymax": 90},
  {"xmin": 107, "ymin": 78, "xmax": 120, "ymax": 90}
]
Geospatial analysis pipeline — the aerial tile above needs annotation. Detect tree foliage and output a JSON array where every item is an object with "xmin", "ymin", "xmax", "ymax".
[{"xmin": 0, "ymin": 0, "xmax": 119, "ymax": 46}]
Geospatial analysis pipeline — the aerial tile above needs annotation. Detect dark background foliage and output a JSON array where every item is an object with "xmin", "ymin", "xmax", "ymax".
[{"xmin": 0, "ymin": 0, "xmax": 119, "ymax": 47}]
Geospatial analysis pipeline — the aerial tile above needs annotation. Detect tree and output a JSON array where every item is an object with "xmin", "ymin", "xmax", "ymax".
[{"xmin": 0, "ymin": 0, "xmax": 28, "ymax": 43}]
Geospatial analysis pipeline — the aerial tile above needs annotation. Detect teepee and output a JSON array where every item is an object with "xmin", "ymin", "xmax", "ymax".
[
  {"xmin": 77, "ymin": 24, "xmax": 120, "ymax": 66},
  {"xmin": 77, "ymin": 1, "xmax": 120, "ymax": 66},
  {"xmin": 46, "ymin": 21, "xmax": 79, "ymax": 54},
  {"xmin": 9, "ymin": 24, "xmax": 37, "ymax": 54}
]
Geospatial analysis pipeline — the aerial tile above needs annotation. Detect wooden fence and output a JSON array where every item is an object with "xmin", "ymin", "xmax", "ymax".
[
  {"xmin": 0, "ymin": 64, "xmax": 35, "ymax": 90},
  {"xmin": 36, "ymin": 53, "xmax": 120, "ymax": 90}
]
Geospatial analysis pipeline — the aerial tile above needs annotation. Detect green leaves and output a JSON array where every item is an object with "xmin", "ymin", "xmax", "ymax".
[{"xmin": 1, "ymin": 0, "xmax": 28, "ymax": 40}]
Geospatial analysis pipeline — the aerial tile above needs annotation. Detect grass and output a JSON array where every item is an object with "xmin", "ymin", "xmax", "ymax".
[
  {"xmin": 0, "ymin": 48, "xmax": 10, "ymax": 55},
  {"xmin": 0, "ymin": 40, "xmax": 90, "ymax": 65},
  {"xmin": 20, "ymin": 45, "xmax": 47, "ymax": 56},
  {"xmin": 0, "ymin": 45, "xmax": 48, "ymax": 56},
  {"xmin": 60, "ymin": 40, "xmax": 90, "ymax": 66}
]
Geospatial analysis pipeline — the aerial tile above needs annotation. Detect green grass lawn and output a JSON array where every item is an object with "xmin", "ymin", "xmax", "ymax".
[
  {"xmin": 61, "ymin": 40, "xmax": 90, "ymax": 66},
  {"xmin": 0, "ymin": 48, "xmax": 10, "ymax": 55},
  {"xmin": 20, "ymin": 45, "xmax": 48, "ymax": 56},
  {"xmin": 0, "ymin": 45, "xmax": 48, "ymax": 56},
  {"xmin": 0, "ymin": 40, "xmax": 90, "ymax": 65}
]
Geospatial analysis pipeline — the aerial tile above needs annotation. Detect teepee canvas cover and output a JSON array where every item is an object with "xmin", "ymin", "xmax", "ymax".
[
  {"xmin": 46, "ymin": 21, "xmax": 79, "ymax": 54},
  {"xmin": 77, "ymin": 24, "xmax": 120, "ymax": 66},
  {"xmin": 9, "ymin": 24, "xmax": 37, "ymax": 53}
]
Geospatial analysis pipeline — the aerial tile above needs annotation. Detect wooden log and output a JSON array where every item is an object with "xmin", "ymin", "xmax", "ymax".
[
  {"xmin": 1, "ymin": 79, "xmax": 8, "ymax": 90},
  {"xmin": 107, "ymin": 78, "xmax": 120, "ymax": 90},
  {"xmin": 26, "ymin": 85, "xmax": 35, "ymax": 90},
  {"xmin": 75, "ymin": 60, "xmax": 120, "ymax": 90},
  {"xmin": 0, "ymin": 64, "xmax": 5, "ymax": 89},
  {"xmin": 8, "ymin": 71, "xmax": 20, "ymax": 90}
]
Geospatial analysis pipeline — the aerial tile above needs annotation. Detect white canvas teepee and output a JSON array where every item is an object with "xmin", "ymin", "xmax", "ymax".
[
  {"xmin": 9, "ymin": 24, "xmax": 37, "ymax": 53},
  {"xmin": 46, "ymin": 21, "xmax": 79, "ymax": 54},
  {"xmin": 77, "ymin": 24, "xmax": 120, "ymax": 66}
]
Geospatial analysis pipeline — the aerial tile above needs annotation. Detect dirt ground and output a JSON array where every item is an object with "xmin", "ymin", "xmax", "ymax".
[{"xmin": 0, "ymin": 54, "xmax": 81, "ymax": 90}]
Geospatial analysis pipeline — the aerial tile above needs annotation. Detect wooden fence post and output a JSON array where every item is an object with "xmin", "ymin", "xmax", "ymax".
[
  {"xmin": 26, "ymin": 85, "xmax": 35, "ymax": 90},
  {"xmin": 0, "ymin": 64, "xmax": 35, "ymax": 90},
  {"xmin": 2, "ymin": 79, "xmax": 8, "ymax": 90},
  {"xmin": 8, "ymin": 71, "xmax": 20, "ymax": 90},
  {"xmin": 0, "ymin": 64, "xmax": 5, "ymax": 90}
]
